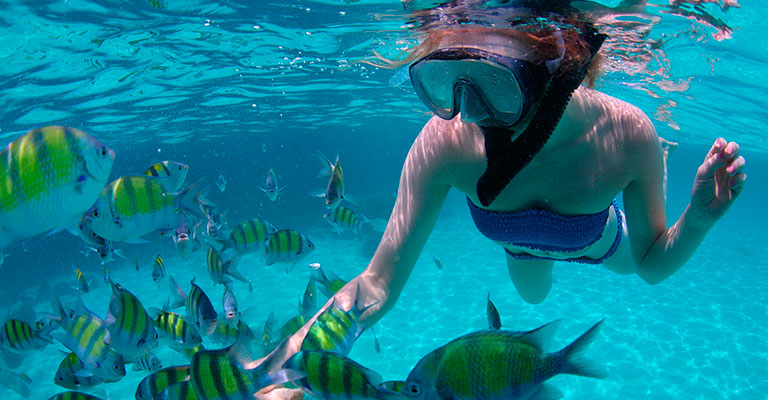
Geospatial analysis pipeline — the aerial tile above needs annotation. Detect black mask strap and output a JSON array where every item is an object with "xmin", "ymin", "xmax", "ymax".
[{"xmin": 476, "ymin": 25, "xmax": 607, "ymax": 207}]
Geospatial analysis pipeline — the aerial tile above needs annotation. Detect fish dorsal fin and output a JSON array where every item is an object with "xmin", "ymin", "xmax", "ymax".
[{"xmin": 516, "ymin": 320, "xmax": 561, "ymax": 352}]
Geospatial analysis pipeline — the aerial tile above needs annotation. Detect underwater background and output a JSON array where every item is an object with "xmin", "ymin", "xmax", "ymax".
[{"xmin": 0, "ymin": 0, "xmax": 766, "ymax": 399}]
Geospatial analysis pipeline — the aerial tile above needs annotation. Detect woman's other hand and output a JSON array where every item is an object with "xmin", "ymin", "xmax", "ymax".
[{"xmin": 689, "ymin": 137, "xmax": 746, "ymax": 226}]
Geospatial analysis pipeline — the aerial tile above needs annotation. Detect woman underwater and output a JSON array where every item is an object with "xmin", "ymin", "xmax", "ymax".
[{"xmin": 255, "ymin": 2, "xmax": 746, "ymax": 397}]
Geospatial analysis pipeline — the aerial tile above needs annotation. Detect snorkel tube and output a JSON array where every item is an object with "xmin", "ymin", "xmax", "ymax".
[{"xmin": 476, "ymin": 21, "xmax": 607, "ymax": 207}]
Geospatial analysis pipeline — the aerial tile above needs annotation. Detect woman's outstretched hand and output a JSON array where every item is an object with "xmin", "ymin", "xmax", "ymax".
[{"xmin": 689, "ymin": 137, "xmax": 746, "ymax": 226}]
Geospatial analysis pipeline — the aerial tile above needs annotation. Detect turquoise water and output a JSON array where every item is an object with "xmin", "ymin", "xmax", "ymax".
[{"xmin": 1, "ymin": 0, "xmax": 767, "ymax": 399}]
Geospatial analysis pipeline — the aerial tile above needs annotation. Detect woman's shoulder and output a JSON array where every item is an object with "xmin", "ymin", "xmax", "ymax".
[{"xmin": 575, "ymin": 88, "xmax": 658, "ymax": 144}]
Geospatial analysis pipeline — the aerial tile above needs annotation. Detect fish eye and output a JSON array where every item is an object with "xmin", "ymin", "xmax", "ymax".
[
  {"xmin": 98, "ymin": 146, "xmax": 108, "ymax": 159},
  {"xmin": 406, "ymin": 383, "xmax": 421, "ymax": 396},
  {"xmin": 91, "ymin": 209, "xmax": 100, "ymax": 218},
  {"xmin": 113, "ymin": 363, "xmax": 120, "ymax": 370}
]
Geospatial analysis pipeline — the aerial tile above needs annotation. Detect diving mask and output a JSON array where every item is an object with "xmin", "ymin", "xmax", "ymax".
[{"xmin": 409, "ymin": 47, "xmax": 557, "ymax": 127}]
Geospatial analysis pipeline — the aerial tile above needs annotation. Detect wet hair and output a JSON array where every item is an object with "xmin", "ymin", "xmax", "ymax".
[{"xmin": 367, "ymin": 23, "xmax": 604, "ymax": 88}]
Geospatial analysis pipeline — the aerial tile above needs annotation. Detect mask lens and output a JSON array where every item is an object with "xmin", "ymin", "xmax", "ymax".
[{"xmin": 410, "ymin": 57, "xmax": 525, "ymax": 124}]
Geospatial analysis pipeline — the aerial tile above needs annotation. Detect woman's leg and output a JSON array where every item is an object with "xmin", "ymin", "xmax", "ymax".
[{"xmin": 506, "ymin": 255, "xmax": 554, "ymax": 304}]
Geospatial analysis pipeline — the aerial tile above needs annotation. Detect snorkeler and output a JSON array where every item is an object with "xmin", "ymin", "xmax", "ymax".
[{"xmin": 253, "ymin": 1, "xmax": 746, "ymax": 398}]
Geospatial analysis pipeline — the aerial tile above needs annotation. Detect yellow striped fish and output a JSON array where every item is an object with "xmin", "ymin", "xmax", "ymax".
[
  {"xmin": 0, "ymin": 318, "xmax": 53, "ymax": 353},
  {"xmin": 187, "ymin": 278, "xmax": 218, "ymax": 336},
  {"xmin": 151, "ymin": 309, "xmax": 202, "ymax": 349},
  {"xmin": 301, "ymin": 286, "xmax": 374, "ymax": 356},
  {"xmin": 153, "ymin": 254, "xmax": 166, "ymax": 282},
  {"xmin": 213, "ymin": 217, "xmax": 276, "ymax": 259},
  {"xmin": 190, "ymin": 344, "xmax": 302, "ymax": 400},
  {"xmin": 54, "ymin": 352, "xmax": 116, "ymax": 390},
  {"xmin": 136, "ymin": 365, "xmax": 191, "ymax": 400},
  {"xmin": 264, "ymin": 229, "xmax": 315, "ymax": 272},
  {"xmin": 401, "ymin": 321, "xmax": 607, "ymax": 400},
  {"xmin": 0, "ymin": 126, "xmax": 114, "ymax": 263},
  {"xmin": 47, "ymin": 391, "xmax": 105, "ymax": 400},
  {"xmin": 157, "ymin": 380, "xmax": 199, "ymax": 400},
  {"xmin": 310, "ymin": 265, "xmax": 348, "ymax": 298},
  {"xmin": 83, "ymin": 175, "xmax": 208, "ymax": 242},
  {"xmin": 206, "ymin": 246, "xmax": 246, "ymax": 285},
  {"xmin": 49, "ymin": 297, "xmax": 126, "ymax": 381},
  {"xmin": 284, "ymin": 350, "xmax": 398, "ymax": 400},
  {"xmin": 144, "ymin": 160, "xmax": 189, "ymax": 192},
  {"xmin": 323, "ymin": 205, "xmax": 365, "ymax": 235},
  {"xmin": 104, "ymin": 281, "xmax": 158, "ymax": 357}
]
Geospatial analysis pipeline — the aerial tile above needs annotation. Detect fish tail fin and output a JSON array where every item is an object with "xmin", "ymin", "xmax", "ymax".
[
  {"xmin": 167, "ymin": 274, "xmax": 187, "ymax": 308},
  {"xmin": 225, "ymin": 257, "xmax": 248, "ymax": 283},
  {"xmin": 176, "ymin": 180, "xmax": 213, "ymax": 220},
  {"xmin": 557, "ymin": 319, "xmax": 607, "ymax": 379}
]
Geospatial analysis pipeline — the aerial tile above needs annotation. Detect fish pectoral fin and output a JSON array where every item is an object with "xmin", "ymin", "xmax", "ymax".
[{"xmin": 528, "ymin": 382, "xmax": 563, "ymax": 400}]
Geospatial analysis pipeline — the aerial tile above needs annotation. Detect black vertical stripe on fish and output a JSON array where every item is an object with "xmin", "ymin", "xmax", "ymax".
[
  {"xmin": 145, "ymin": 177, "xmax": 158, "ymax": 215},
  {"xmin": 209, "ymin": 355, "xmax": 229, "ymax": 398},
  {"xmin": 342, "ymin": 358, "xmax": 354, "ymax": 400},
  {"xmin": 486, "ymin": 292, "xmax": 501, "ymax": 330},
  {"xmin": 319, "ymin": 352, "xmax": 330, "ymax": 400}
]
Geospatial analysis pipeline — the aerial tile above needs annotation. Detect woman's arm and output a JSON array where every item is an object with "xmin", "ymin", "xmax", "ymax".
[
  {"xmin": 253, "ymin": 118, "xmax": 455, "ymax": 375},
  {"xmin": 623, "ymin": 118, "xmax": 746, "ymax": 285}
]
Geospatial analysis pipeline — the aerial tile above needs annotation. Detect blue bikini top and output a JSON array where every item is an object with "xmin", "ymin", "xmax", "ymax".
[{"xmin": 467, "ymin": 197, "xmax": 618, "ymax": 253}]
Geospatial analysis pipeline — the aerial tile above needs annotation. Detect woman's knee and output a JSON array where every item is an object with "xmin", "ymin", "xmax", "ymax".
[{"xmin": 507, "ymin": 258, "xmax": 554, "ymax": 304}]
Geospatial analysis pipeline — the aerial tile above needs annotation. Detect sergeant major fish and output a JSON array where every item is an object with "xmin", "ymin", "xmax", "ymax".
[
  {"xmin": 0, "ymin": 126, "xmax": 114, "ymax": 264},
  {"xmin": 264, "ymin": 229, "xmax": 315, "ymax": 273},
  {"xmin": 47, "ymin": 297, "xmax": 126, "ymax": 381},
  {"xmin": 83, "ymin": 175, "xmax": 208, "ymax": 243},
  {"xmin": 168, "ymin": 277, "xmax": 218, "ymax": 336},
  {"xmin": 135, "ymin": 365, "xmax": 191, "ymax": 400},
  {"xmin": 259, "ymin": 167, "xmax": 285, "ymax": 201},
  {"xmin": 104, "ymin": 281, "xmax": 159, "ymax": 357},
  {"xmin": 317, "ymin": 153, "xmax": 345, "ymax": 210},
  {"xmin": 206, "ymin": 246, "xmax": 247, "ymax": 285},
  {"xmin": 144, "ymin": 160, "xmax": 189, "ymax": 192},
  {"xmin": 401, "ymin": 320, "xmax": 607, "ymax": 400}
]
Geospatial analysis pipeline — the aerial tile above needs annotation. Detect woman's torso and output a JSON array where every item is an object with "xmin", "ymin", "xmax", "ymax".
[{"xmin": 435, "ymin": 88, "xmax": 653, "ymax": 259}]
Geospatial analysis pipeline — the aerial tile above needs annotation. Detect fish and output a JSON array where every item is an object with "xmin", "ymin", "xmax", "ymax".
[
  {"xmin": 378, "ymin": 380, "xmax": 405, "ymax": 395},
  {"xmin": 187, "ymin": 278, "xmax": 218, "ymax": 335},
  {"xmin": 210, "ymin": 217, "xmax": 276, "ymax": 259},
  {"xmin": 0, "ymin": 367, "xmax": 32, "ymax": 397},
  {"xmin": 174, "ymin": 343, "xmax": 206, "ymax": 361},
  {"xmin": 401, "ymin": 320, "xmax": 607, "ymax": 400},
  {"xmin": 317, "ymin": 152, "xmax": 345, "ymax": 209},
  {"xmin": 301, "ymin": 279, "xmax": 317, "ymax": 317},
  {"xmin": 144, "ymin": 160, "xmax": 189, "ymax": 192},
  {"xmin": 248, "ymin": 280, "xmax": 253, "ymax": 293},
  {"xmin": 373, "ymin": 328, "xmax": 381, "ymax": 354},
  {"xmin": 432, "ymin": 257, "xmax": 443, "ymax": 270},
  {"xmin": 47, "ymin": 390, "xmax": 106, "ymax": 400},
  {"xmin": 73, "ymin": 266, "xmax": 90, "ymax": 294},
  {"xmin": 301, "ymin": 284, "xmax": 375, "ymax": 355},
  {"xmin": 261, "ymin": 310, "xmax": 278, "ymax": 352},
  {"xmin": 173, "ymin": 221, "xmax": 197, "ymax": 260},
  {"xmin": 215, "ymin": 174, "xmax": 227, "ymax": 192},
  {"xmin": 153, "ymin": 254, "xmax": 166, "ymax": 282},
  {"xmin": 104, "ymin": 281, "xmax": 159, "ymax": 357},
  {"xmin": 264, "ymin": 229, "xmax": 315, "ymax": 272},
  {"xmin": 189, "ymin": 344, "xmax": 302, "ymax": 400},
  {"xmin": 206, "ymin": 246, "xmax": 247, "ymax": 285},
  {"xmin": 283, "ymin": 350, "xmax": 397, "ymax": 400},
  {"xmin": 222, "ymin": 286, "xmax": 239, "ymax": 327},
  {"xmin": 0, "ymin": 318, "xmax": 54, "ymax": 353},
  {"xmin": 150, "ymin": 309, "xmax": 203, "ymax": 349},
  {"xmin": 54, "ymin": 352, "xmax": 116, "ymax": 390},
  {"xmin": 209, "ymin": 319, "xmax": 255, "ymax": 346},
  {"xmin": 0, "ymin": 126, "xmax": 114, "ymax": 264},
  {"xmin": 48, "ymin": 297, "xmax": 126, "ymax": 381},
  {"xmin": 279, "ymin": 314, "xmax": 307, "ymax": 342},
  {"xmin": 156, "ymin": 380, "xmax": 199, "ymax": 400},
  {"xmin": 486, "ymin": 292, "xmax": 501, "ymax": 330},
  {"xmin": 102, "ymin": 265, "xmax": 111, "ymax": 284},
  {"xmin": 259, "ymin": 167, "xmax": 285, "ymax": 201},
  {"xmin": 83, "ymin": 175, "xmax": 208, "ymax": 242},
  {"xmin": 129, "ymin": 352, "xmax": 163, "ymax": 372},
  {"xmin": 135, "ymin": 365, "xmax": 191, "ymax": 400},
  {"xmin": 323, "ymin": 205, "xmax": 366, "ymax": 235},
  {"xmin": 310, "ymin": 265, "xmax": 348, "ymax": 298},
  {"xmin": 69, "ymin": 218, "xmax": 125, "ymax": 264}
]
